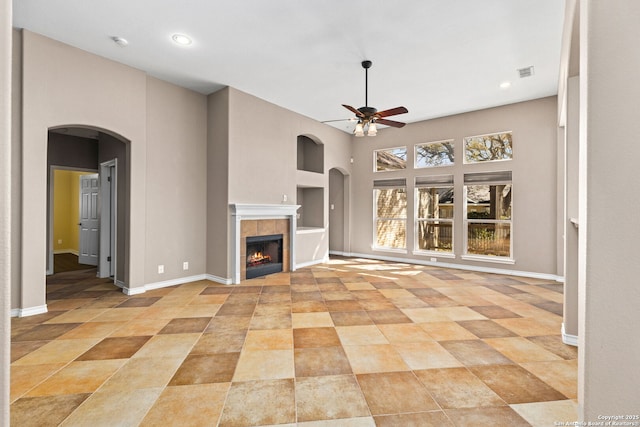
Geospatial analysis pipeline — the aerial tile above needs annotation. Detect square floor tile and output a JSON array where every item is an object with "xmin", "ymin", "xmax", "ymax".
[
  {"xmin": 169, "ymin": 353, "xmax": 240, "ymax": 385},
  {"xmin": 440, "ymin": 340, "xmax": 514, "ymax": 366},
  {"xmin": 76, "ymin": 336, "xmax": 151, "ymax": 361},
  {"xmin": 414, "ymin": 367, "xmax": 505, "ymax": 409},
  {"xmin": 457, "ymin": 320, "xmax": 518, "ymax": 338},
  {"xmin": 336, "ymin": 325, "xmax": 388, "ymax": 346},
  {"xmin": 445, "ymin": 406, "xmax": 531, "ymax": 427},
  {"xmin": 343, "ymin": 344, "xmax": 410, "ymax": 374},
  {"xmin": 484, "ymin": 337, "xmax": 563, "ymax": 363},
  {"xmin": 469, "ymin": 305, "xmax": 522, "ymax": 319},
  {"xmin": 367, "ymin": 309, "xmax": 413, "ymax": 325},
  {"xmin": 520, "ymin": 360, "xmax": 578, "ymax": 399},
  {"xmin": 140, "ymin": 383, "xmax": 230, "ymax": 427},
  {"xmin": 294, "ymin": 346, "xmax": 353, "ymax": 377},
  {"xmin": 296, "ymin": 375, "xmax": 370, "ymax": 422},
  {"xmin": 469, "ymin": 364, "xmax": 567, "ymax": 404},
  {"xmin": 294, "ymin": 327, "xmax": 341, "ymax": 348},
  {"xmin": 26, "ymin": 360, "xmax": 125, "ymax": 396},
  {"xmin": 357, "ymin": 371, "xmax": 439, "ymax": 415},
  {"xmin": 377, "ymin": 324, "xmax": 433, "ymax": 343},
  {"xmin": 330, "ymin": 311, "xmax": 373, "ymax": 326},
  {"xmin": 394, "ymin": 341, "xmax": 463, "ymax": 370},
  {"xmin": 419, "ymin": 322, "xmax": 478, "ymax": 341},
  {"xmin": 292, "ymin": 312, "xmax": 334, "ymax": 328},
  {"xmin": 10, "ymin": 394, "xmax": 91, "ymax": 427},
  {"xmin": 232, "ymin": 349, "xmax": 294, "ymax": 381},
  {"xmin": 244, "ymin": 329, "xmax": 292, "ymax": 350},
  {"xmin": 219, "ymin": 379, "xmax": 295, "ymax": 426},
  {"xmin": 158, "ymin": 317, "xmax": 211, "ymax": 334},
  {"xmin": 374, "ymin": 411, "xmax": 453, "ymax": 427}
]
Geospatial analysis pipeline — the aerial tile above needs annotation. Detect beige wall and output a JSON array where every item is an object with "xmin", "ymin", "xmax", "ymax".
[
  {"xmin": 578, "ymin": 0, "xmax": 640, "ymax": 418},
  {"xmin": 10, "ymin": 29, "xmax": 22, "ymax": 309},
  {"xmin": 14, "ymin": 30, "xmax": 209, "ymax": 311},
  {"xmin": 351, "ymin": 96, "xmax": 559, "ymax": 276},
  {"xmin": 144, "ymin": 77, "xmax": 207, "ymax": 283},
  {"xmin": 1, "ymin": 0, "xmax": 12, "ymax": 422},
  {"xmin": 206, "ymin": 88, "xmax": 230, "ymax": 279},
  {"xmin": 219, "ymin": 87, "xmax": 352, "ymax": 276}
]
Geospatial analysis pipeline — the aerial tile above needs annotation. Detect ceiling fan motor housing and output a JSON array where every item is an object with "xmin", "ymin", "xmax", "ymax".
[{"xmin": 358, "ymin": 106, "xmax": 378, "ymax": 117}]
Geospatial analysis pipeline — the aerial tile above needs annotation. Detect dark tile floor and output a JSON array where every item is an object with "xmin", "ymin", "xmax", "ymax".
[{"xmin": 10, "ymin": 257, "xmax": 578, "ymax": 426}]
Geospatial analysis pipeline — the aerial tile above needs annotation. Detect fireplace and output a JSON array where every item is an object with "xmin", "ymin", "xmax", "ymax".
[{"xmin": 246, "ymin": 234, "xmax": 283, "ymax": 279}]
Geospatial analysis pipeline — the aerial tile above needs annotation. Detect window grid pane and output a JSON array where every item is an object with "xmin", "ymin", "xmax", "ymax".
[
  {"xmin": 376, "ymin": 220, "xmax": 406, "ymax": 249},
  {"xmin": 417, "ymin": 220, "xmax": 453, "ymax": 252},
  {"xmin": 466, "ymin": 222, "xmax": 511, "ymax": 257},
  {"xmin": 417, "ymin": 187, "xmax": 454, "ymax": 219}
]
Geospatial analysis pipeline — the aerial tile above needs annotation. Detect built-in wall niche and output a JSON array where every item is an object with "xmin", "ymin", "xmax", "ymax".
[
  {"xmin": 297, "ymin": 186, "xmax": 324, "ymax": 228},
  {"xmin": 297, "ymin": 135, "xmax": 324, "ymax": 174}
]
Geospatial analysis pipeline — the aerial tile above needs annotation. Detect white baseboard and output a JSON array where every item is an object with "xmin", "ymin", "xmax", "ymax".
[
  {"xmin": 296, "ymin": 259, "xmax": 326, "ymax": 269},
  {"xmin": 123, "ymin": 274, "xmax": 210, "ymax": 295},
  {"xmin": 205, "ymin": 274, "xmax": 233, "ymax": 285},
  {"xmin": 327, "ymin": 251, "xmax": 564, "ymax": 282},
  {"xmin": 562, "ymin": 323, "xmax": 578, "ymax": 347},
  {"xmin": 11, "ymin": 304, "xmax": 48, "ymax": 318}
]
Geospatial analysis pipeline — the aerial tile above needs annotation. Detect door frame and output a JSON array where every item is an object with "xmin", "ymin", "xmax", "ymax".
[
  {"xmin": 99, "ymin": 159, "xmax": 117, "ymax": 281},
  {"xmin": 47, "ymin": 165, "xmax": 98, "ymax": 275}
]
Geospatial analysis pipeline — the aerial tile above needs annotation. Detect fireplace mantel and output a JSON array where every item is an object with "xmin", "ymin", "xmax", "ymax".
[{"xmin": 230, "ymin": 204, "xmax": 300, "ymax": 284}]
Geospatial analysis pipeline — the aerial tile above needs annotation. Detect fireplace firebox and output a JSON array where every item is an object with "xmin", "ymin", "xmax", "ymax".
[{"xmin": 246, "ymin": 234, "xmax": 283, "ymax": 279}]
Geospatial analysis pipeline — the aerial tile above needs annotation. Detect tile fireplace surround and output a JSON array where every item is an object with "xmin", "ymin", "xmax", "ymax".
[{"xmin": 230, "ymin": 204, "xmax": 300, "ymax": 284}]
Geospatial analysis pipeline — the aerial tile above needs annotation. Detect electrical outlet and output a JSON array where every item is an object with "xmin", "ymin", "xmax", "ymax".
[
  {"xmin": 430, "ymin": 257, "xmax": 437, "ymax": 263},
  {"xmin": 158, "ymin": 264, "xmax": 164, "ymax": 274},
  {"xmin": 183, "ymin": 261, "xmax": 189, "ymax": 271},
  {"xmin": 57, "ymin": 239, "xmax": 62, "ymax": 245}
]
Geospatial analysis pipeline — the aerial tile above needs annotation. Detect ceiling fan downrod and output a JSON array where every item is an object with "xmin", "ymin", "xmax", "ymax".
[{"xmin": 362, "ymin": 60, "xmax": 372, "ymax": 108}]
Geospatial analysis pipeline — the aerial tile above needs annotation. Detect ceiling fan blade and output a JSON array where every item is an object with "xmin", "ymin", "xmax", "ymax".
[
  {"xmin": 376, "ymin": 106, "xmax": 408, "ymax": 118},
  {"xmin": 342, "ymin": 104, "xmax": 364, "ymax": 117},
  {"xmin": 376, "ymin": 118, "xmax": 406, "ymax": 128},
  {"xmin": 321, "ymin": 118, "xmax": 355, "ymax": 123}
]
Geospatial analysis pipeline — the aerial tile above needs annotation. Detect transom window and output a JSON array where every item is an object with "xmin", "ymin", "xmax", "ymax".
[
  {"xmin": 464, "ymin": 132, "xmax": 512, "ymax": 164},
  {"xmin": 415, "ymin": 140, "xmax": 454, "ymax": 168},
  {"xmin": 374, "ymin": 147, "xmax": 407, "ymax": 172}
]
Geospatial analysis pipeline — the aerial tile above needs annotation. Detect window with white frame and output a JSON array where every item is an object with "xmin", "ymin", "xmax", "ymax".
[
  {"xmin": 415, "ymin": 140, "xmax": 454, "ymax": 168},
  {"xmin": 464, "ymin": 131, "xmax": 512, "ymax": 164},
  {"xmin": 415, "ymin": 175, "xmax": 454, "ymax": 253},
  {"xmin": 373, "ymin": 179, "xmax": 407, "ymax": 250},
  {"xmin": 374, "ymin": 147, "xmax": 407, "ymax": 172},
  {"xmin": 464, "ymin": 171, "xmax": 512, "ymax": 258}
]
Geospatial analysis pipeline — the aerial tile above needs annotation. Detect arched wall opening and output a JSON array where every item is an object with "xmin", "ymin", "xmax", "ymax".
[{"xmin": 47, "ymin": 125, "xmax": 130, "ymax": 288}]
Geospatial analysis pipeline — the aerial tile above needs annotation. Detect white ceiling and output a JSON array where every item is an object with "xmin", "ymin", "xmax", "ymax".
[{"xmin": 13, "ymin": 0, "xmax": 565, "ymax": 133}]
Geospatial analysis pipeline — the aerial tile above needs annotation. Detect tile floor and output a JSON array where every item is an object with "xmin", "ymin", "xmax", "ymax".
[{"xmin": 10, "ymin": 257, "xmax": 578, "ymax": 426}]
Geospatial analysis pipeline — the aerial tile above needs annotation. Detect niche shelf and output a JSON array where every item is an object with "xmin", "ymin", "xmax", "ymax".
[
  {"xmin": 296, "ymin": 186, "xmax": 324, "ymax": 229},
  {"xmin": 297, "ymin": 135, "xmax": 324, "ymax": 174}
]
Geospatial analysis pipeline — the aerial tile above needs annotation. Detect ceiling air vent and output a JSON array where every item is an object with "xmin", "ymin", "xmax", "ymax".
[{"xmin": 518, "ymin": 66, "xmax": 535, "ymax": 78}]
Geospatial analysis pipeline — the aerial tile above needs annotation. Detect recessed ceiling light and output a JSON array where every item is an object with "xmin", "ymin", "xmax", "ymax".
[
  {"xmin": 172, "ymin": 34, "xmax": 192, "ymax": 46},
  {"xmin": 500, "ymin": 81, "xmax": 512, "ymax": 89},
  {"xmin": 112, "ymin": 36, "xmax": 129, "ymax": 47}
]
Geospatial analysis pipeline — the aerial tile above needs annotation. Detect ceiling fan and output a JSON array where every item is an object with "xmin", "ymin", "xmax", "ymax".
[{"xmin": 340, "ymin": 60, "xmax": 408, "ymax": 137}]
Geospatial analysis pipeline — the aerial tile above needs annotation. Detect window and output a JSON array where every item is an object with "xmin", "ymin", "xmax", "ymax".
[
  {"xmin": 373, "ymin": 179, "xmax": 407, "ymax": 250},
  {"xmin": 464, "ymin": 172, "xmax": 512, "ymax": 258},
  {"xmin": 415, "ymin": 140, "xmax": 454, "ymax": 168},
  {"xmin": 464, "ymin": 132, "xmax": 512, "ymax": 164},
  {"xmin": 415, "ymin": 175, "xmax": 454, "ymax": 253},
  {"xmin": 374, "ymin": 147, "xmax": 407, "ymax": 172}
]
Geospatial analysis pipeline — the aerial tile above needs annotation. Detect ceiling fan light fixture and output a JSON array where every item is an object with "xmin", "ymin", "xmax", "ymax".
[
  {"xmin": 367, "ymin": 122, "xmax": 377, "ymax": 136},
  {"xmin": 354, "ymin": 121, "xmax": 365, "ymax": 137}
]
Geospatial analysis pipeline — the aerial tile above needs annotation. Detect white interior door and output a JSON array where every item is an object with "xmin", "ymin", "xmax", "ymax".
[{"xmin": 79, "ymin": 174, "xmax": 99, "ymax": 265}]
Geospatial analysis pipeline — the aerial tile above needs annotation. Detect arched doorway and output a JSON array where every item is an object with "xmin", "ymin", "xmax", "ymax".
[{"xmin": 47, "ymin": 125, "xmax": 129, "ymax": 290}]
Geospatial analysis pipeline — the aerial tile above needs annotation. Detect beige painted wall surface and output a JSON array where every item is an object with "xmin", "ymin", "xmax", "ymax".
[
  {"xmin": 145, "ymin": 77, "xmax": 207, "ymax": 283},
  {"xmin": 19, "ymin": 30, "xmax": 147, "ymax": 309},
  {"xmin": 206, "ymin": 88, "xmax": 230, "ymax": 279},
  {"xmin": 351, "ymin": 96, "xmax": 559, "ymax": 276},
  {"xmin": 579, "ymin": 0, "xmax": 640, "ymax": 418},
  {"xmin": 11, "ymin": 29, "xmax": 22, "ymax": 309},
  {"xmin": 1, "ymin": 0, "xmax": 12, "ymax": 421},
  {"xmin": 224, "ymin": 88, "xmax": 351, "ymax": 275}
]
